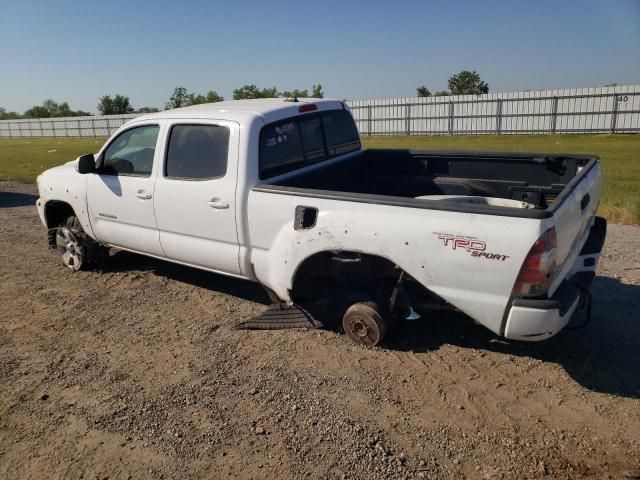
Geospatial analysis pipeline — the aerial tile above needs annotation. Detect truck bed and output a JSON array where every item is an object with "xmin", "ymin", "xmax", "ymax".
[{"xmin": 255, "ymin": 149, "xmax": 598, "ymax": 219}]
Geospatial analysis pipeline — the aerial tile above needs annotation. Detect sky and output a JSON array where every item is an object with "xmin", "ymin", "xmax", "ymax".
[{"xmin": 1, "ymin": 0, "xmax": 639, "ymax": 113}]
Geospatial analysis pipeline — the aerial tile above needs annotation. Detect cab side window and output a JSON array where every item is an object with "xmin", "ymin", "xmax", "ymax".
[
  {"xmin": 165, "ymin": 125, "xmax": 230, "ymax": 179},
  {"xmin": 102, "ymin": 125, "xmax": 159, "ymax": 176}
]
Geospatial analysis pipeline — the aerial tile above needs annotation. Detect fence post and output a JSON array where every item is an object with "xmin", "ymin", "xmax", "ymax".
[
  {"xmin": 77, "ymin": 119, "xmax": 82, "ymax": 137},
  {"xmin": 91, "ymin": 118, "xmax": 96, "ymax": 137},
  {"xmin": 405, "ymin": 103, "xmax": 411, "ymax": 136},
  {"xmin": 38, "ymin": 119, "xmax": 43, "ymax": 137},
  {"xmin": 610, "ymin": 94, "xmax": 619, "ymax": 133},
  {"xmin": 367, "ymin": 105, "xmax": 372, "ymax": 135},
  {"xmin": 496, "ymin": 99, "xmax": 503, "ymax": 134},
  {"xmin": 448, "ymin": 101, "xmax": 454, "ymax": 135},
  {"xmin": 550, "ymin": 96, "xmax": 559, "ymax": 133}
]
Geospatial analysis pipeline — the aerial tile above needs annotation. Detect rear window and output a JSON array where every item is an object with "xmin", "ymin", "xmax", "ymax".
[{"xmin": 259, "ymin": 109, "xmax": 360, "ymax": 179}]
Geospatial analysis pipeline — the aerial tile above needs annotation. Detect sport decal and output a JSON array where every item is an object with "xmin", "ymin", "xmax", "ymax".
[{"xmin": 433, "ymin": 232, "xmax": 509, "ymax": 261}]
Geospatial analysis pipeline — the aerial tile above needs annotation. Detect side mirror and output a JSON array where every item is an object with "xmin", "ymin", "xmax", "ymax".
[{"xmin": 76, "ymin": 154, "xmax": 96, "ymax": 174}]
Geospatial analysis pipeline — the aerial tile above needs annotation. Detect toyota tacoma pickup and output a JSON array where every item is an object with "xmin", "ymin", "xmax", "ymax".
[{"xmin": 35, "ymin": 98, "xmax": 606, "ymax": 346}]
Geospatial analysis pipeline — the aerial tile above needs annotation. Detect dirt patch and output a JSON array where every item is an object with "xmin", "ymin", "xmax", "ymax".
[{"xmin": 1, "ymin": 181, "xmax": 639, "ymax": 479}]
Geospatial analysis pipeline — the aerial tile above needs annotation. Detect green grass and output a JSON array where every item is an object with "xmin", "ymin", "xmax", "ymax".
[
  {"xmin": 0, "ymin": 137, "xmax": 106, "ymax": 183},
  {"xmin": 1, "ymin": 134, "xmax": 638, "ymax": 223}
]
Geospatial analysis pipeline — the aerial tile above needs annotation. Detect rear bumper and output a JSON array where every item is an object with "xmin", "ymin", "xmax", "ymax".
[
  {"xmin": 504, "ymin": 280, "xmax": 584, "ymax": 341},
  {"xmin": 503, "ymin": 216, "xmax": 606, "ymax": 341}
]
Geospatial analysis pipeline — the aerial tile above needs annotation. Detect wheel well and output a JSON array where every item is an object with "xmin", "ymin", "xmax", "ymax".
[
  {"xmin": 290, "ymin": 251, "xmax": 399, "ymax": 303},
  {"xmin": 44, "ymin": 201, "xmax": 75, "ymax": 229},
  {"xmin": 44, "ymin": 201, "xmax": 76, "ymax": 247}
]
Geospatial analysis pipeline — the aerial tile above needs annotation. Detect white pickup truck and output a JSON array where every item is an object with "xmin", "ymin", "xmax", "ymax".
[{"xmin": 36, "ymin": 98, "xmax": 606, "ymax": 346}]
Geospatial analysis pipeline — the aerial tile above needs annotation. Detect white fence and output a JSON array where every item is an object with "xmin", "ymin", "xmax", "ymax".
[
  {"xmin": 348, "ymin": 85, "xmax": 640, "ymax": 135},
  {"xmin": 1, "ymin": 85, "xmax": 639, "ymax": 138}
]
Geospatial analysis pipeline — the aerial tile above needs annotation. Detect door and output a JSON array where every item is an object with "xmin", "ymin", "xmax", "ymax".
[
  {"xmin": 153, "ymin": 121, "xmax": 241, "ymax": 275},
  {"xmin": 86, "ymin": 123, "xmax": 165, "ymax": 256}
]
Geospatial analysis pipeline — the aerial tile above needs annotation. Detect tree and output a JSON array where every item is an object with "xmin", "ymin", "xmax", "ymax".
[
  {"xmin": 434, "ymin": 90, "xmax": 450, "ymax": 97},
  {"xmin": 416, "ymin": 86, "xmax": 431, "ymax": 97},
  {"xmin": 447, "ymin": 70, "xmax": 489, "ymax": 95},
  {"xmin": 112, "ymin": 94, "xmax": 133, "ymax": 114},
  {"xmin": 280, "ymin": 89, "xmax": 309, "ymax": 98},
  {"xmin": 23, "ymin": 99, "xmax": 88, "ymax": 118},
  {"xmin": 232, "ymin": 84, "xmax": 278, "ymax": 100},
  {"xmin": 166, "ymin": 87, "xmax": 224, "ymax": 109},
  {"xmin": 0, "ymin": 107, "xmax": 21, "ymax": 120},
  {"xmin": 135, "ymin": 107, "xmax": 160, "ymax": 113},
  {"xmin": 166, "ymin": 86, "xmax": 190, "ymax": 109},
  {"xmin": 189, "ymin": 90, "xmax": 224, "ymax": 105},
  {"xmin": 311, "ymin": 84, "xmax": 324, "ymax": 98},
  {"xmin": 98, "ymin": 94, "xmax": 133, "ymax": 115},
  {"xmin": 23, "ymin": 105, "xmax": 51, "ymax": 118}
]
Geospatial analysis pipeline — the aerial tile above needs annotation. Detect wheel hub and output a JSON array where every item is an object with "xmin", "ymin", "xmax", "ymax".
[
  {"xmin": 343, "ymin": 304, "xmax": 385, "ymax": 347},
  {"xmin": 55, "ymin": 226, "xmax": 84, "ymax": 271}
]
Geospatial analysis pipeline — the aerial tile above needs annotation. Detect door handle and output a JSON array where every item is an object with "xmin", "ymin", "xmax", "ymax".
[
  {"xmin": 581, "ymin": 193, "xmax": 590, "ymax": 210},
  {"xmin": 207, "ymin": 199, "xmax": 229, "ymax": 209},
  {"xmin": 136, "ymin": 191, "xmax": 152, "ymax": 200}
]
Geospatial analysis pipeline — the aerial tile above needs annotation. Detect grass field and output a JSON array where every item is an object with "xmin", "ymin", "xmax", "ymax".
[{"xmin": 0, "ymin": 134, "xmax": 638, "ymax": 223}]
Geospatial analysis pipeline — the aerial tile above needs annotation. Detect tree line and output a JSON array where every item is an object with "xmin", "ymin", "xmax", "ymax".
[
  {"xmin": 0, "ymin": 84, "xmax": 325, "ymax": 120},
  {"xmin": 1, "ymin": 71, "xmax": 494, "ymax": 120},
  {"xmin": 416, "ymin": 70, "xmax": 489, "ymax": 97}
]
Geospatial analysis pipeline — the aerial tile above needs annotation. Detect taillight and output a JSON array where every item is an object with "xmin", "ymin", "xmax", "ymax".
[
  {"xmin": 298, "ymin": 104, "xmax": 317, "ymax": 113},
  {"xmin": 513, "ymin": 228, "xmax": 558, "ymax": 297}
]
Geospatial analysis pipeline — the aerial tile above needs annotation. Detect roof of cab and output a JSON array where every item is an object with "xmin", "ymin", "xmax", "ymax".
[{"xmin": 132, "ymin": 98, "xmax": 346, "ymax": 125}]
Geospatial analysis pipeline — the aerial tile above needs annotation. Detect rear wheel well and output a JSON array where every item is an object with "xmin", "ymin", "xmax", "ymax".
[{"xmin": 290, "ymin": 251, "xmax": 399, "ymax": 305}]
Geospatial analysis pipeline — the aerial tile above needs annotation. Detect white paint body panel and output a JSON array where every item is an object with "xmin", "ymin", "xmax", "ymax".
[
  {"xmin": 153, "ymin": 119, "xmax": 242, "ymax": 275},
  {"xmin": 504, "ymin": 296, "xmax": 580, "ymax": 341},
  {"xmin": 35, "ymin": 98, "xmax": 604, "ymax": 342}
]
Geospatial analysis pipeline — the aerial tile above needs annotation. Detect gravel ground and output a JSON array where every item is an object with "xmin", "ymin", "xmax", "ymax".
[{"xmin": 0, "ymin": 181, "xmax": 639, "ymax": 480}]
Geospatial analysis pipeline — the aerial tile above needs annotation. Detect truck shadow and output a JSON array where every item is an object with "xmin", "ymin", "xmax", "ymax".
[
  {"xmin": 104, "ymin": 250, "xmax": 271, "ymax": 305},
  {"xmin": 0, "ymin": 191, "xmax": 38, "ymax": 208},
  {"xmin": 387, "ymin": 275, "xmax": 640, "ymax": 399}
]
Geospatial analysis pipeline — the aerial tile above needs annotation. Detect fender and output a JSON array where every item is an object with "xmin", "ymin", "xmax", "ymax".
[{"xmin": 37, "ymin": 162, "xmax": 96, "ymax": 240}]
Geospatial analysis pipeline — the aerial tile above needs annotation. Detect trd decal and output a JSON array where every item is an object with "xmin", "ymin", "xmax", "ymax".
[{"xmin": 434, "ymin": 232, "xmax": 509, "ymax": 261}]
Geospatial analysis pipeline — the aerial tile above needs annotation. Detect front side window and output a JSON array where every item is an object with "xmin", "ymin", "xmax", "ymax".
[
  {"xmin": 259, "ymin": 109, "xmax": 360, "ymax": 179},
  {"xmin": 165, "ymin": 124, "xmax": 230, "ymax": 179},
  {"xmin": 102, "ymin": 125, "xmax": 159, "ymax": 176}
]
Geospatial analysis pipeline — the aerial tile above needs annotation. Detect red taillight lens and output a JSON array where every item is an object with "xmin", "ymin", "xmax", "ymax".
[
  {"xmin": 513, "ymin": 228, "xmax": 558, "ymax": 297},
  {"xmin": 298, "ymin": 104, "xmax": 317, "ymax": 113}
]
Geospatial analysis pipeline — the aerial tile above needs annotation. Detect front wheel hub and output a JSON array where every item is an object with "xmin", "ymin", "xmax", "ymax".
[{"xmin": 55, "ymin": 226, "xmax": 84, "ymax": 271}]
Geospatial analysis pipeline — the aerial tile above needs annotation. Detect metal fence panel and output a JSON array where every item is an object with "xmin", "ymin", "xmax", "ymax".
[
  {"xmin": 1, "ymin": 85, "xmax": 639, "ymax": 137},
  {"xmin": 347, "ymin": 84, "xmax": 640, "ymax": 135}
]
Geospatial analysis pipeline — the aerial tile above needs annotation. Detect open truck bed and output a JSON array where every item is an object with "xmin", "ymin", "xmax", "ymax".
[{"xmin": 255, "ymin": 149, "xmax": 599, "ymax": 219}]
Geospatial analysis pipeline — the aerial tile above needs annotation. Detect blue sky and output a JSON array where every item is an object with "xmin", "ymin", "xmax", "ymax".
[{"xmin": 1, "ymin": 0, "xmax": 639, "ymax": 113}]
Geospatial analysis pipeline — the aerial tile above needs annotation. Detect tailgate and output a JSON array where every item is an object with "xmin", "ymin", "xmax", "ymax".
[{"xmin": 547, "ymin": 158, "xmax": 603, "ymax": 295}]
